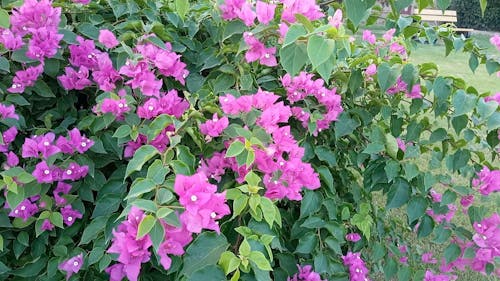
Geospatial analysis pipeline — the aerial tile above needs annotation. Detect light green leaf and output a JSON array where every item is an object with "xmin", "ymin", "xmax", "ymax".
[
  {"xmin": 137, "ymin": 214, "xmax": 156, "ymax": 239},
  {"xmin": 283, "ymin": 25, "xmax": 307, "ymax": 47},
  {"xmin": 377, "ymin": 63, "xmax": 399, "ymax": 93},
  {"xmin": 125, "ymin": 145, "xmax": 158, "ymax": 178},
  {"xmin": 279, "ymin": 43, "xmax": 307, "ymax": 76},
  {"xmin": 226, "ymin": 141, "xmax": 245, "ymax": 158},
  {"xmin": 307, "ymin": 35, "xmax": 335, "ymax": 69},
  {"xmin": 0, "ymin": 9, "xmax": 9, "ymax": 28},
  {"xmin": 219, "ymin": 251, "xmax": 240, "ymax": 275},
  {"xmin": 452, "ymin": 90, "xmax": 477, "ymax": 116},
  {"xmin": 249, "ymin": 251, "xmax": 272, "ymax": 271},
  {"xmin": 126, "ymin": 178, "xmax": 157, "ymax": 199}
]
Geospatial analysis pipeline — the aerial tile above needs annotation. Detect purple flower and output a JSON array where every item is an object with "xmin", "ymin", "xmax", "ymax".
[
  {"xmin": 199, "ymin": 114, "xmax": 229, "ymax": 138},
  {"xmin": 41, "ymin": 219, "xmax": 54, "ymax": 231},
  {"xmin": 0, "ymin": 28, "xmax": 24, "ymax": 50},
  {"xmin": 58, "ymin": 66, "xmax": 92, "ymax": 90},
  {"xmin": 243, "ymin": 32, "xmax": 277, "ymax": 67},
  {"xmin": 424, "ymin": 270, "xmax": 456, "ymax": 281},
  {"xmin": 32, "ymin": 161, "xmax": 57, "ymax": 183},
  {"xmin": 237, "ymin": 2, "xmax": 256, "ymax": 26},
  {"xmin": 281, "ymin": 0, "xmax": 324, "ymax": 23},
  {"xmin": 4, "ymin": 152, "xmax": 19, "ymax": 168},
  {"xmin": 342, "ymin": 251, "xmax": 371, "ymax": 281},
  {"xmin": 472, "ymin": 166, "xmax": 500, "ymax": 195},
  {"xmin": 0, "ymin": 104, "xmax": 19, "ymax": 120},
  {"xmin": 10, "ymin": 0, "xmax": 61, "ymax": 36},
  {"xmin": 328, "ymin": 9, "xmax": 342, "ymax": 28},
  {"xmin": 383, "ymin": 28, "xmax": 396, "ymax": 41},
  {"xmin": 346, "ymin": 232, "xmax": 362, "ymax": 242},
  {"xmin": 422, "ymin": 252, "xmax": 438, "ymax": 264},
  {"xmin": 8, "ymin": 64, "xmax": 44, "ymax": 93},
  {"xmin": 362, "ymin": 30, "xmax": 376, "ymax": 44},
  {"xmin": 8, "ymin": 199, "xmax": 38, "ymax": 221},
  {"xmin": 256, "ymin": 1, "xmax": 276, "ymax": 25},
  {"xmin": 157, "ymin": 219, "xmax": 193, "ymax": 270},
  {"xmin": 365, "ymin": 64, "xmax": 377, "ymax": 76},
  {"xmin": 98, "ymin": 29, "xmax": 119, "ymax": 48},
  {"xmin": 26, "ymin": 27, "xmax": 63, "ymax": 61},
  {"xmin": 54, "ymin": 182, "xmax": 72, "ymax": 206},
  {"xmin": 58, "ymin": 254, "xmax": 83, "ymax": 280},
  {"xmin": 61, "ymin": 162, "xmax": 89, "ymax": 181},
  {"xmin": 287, "ymin": 264, "xmax": 325, "ymax": 281},
  {"xmin": 60, "ymin": 205, "xmax": 83, "ymax": 226}
]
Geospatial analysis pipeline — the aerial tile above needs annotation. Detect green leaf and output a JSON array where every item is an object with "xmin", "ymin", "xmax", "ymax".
[
  {"xmin": 480, "ymin": 0, "xmax": 487, "ymax": 16},
  {"xmin": 385, "ymin": 134, "xmax": 398, "ymax": 159},
  {"xmin": 181, "ymin": 232, "xmax": 229, "ymax": 277},
  {"xmin": 125, "ymin": 145, "xmax": 158, "ymax": 178},
  {"xmin": 77, "ymin": 23, "xmax": 100, "ymax": 40},
  {"xmin": 295, "ymin": 233, "xmax": 318, "ymax": 253},
  {"xmin": 351, "ymin": 213, "xmax": 373, "ymax": 239},
  {"xmin": 150, "ymin": 220, "xmax": 165, "ymax": 251},
  {"xmin": 80, "ymin": 216, "xmax": 108, "ymax": 245},
  {"xmin": 452, "ymin": 90, "xmax": 477, "ymax": 116},
  {"xmin": 279, "ymin": 43, "xmax": 307, "ymax": 76},
  {"xmin": 50, "ymin": 212, "xmax": 63, "ymax": 228},
  {"xmin": 223, "ymin": 21, "xmax": 247, "ymax": 40},
  {"xmin": 452, "ymin": 115, "xmax": 468, "ymax": 134},
  {"xmin": 219, "ymin": 251, "xmax": 240, "ymax": 275},
  {"xmin": 345, "ymin": 0, "xmax": 373, "ymax": 27},
  {"xmin": 444, "ymin": 243, "xmax": 461, "ymax": 263},
  {"xmin": 189, "ymin": 265, "xmax": 226, "ymax": 281},
  {"xmin": 407, "ymin": 196, "xmax": 427, "ymax": 223},
  {"xmin": 0, "ymin": 56, "xmax": 10, "ymax": 73},
  {"xmin": 417, "ymin": 215, "xmax": 434, "ymax": 238},
  {"xmin": 377, "ymin": 63, "xmax": 399, "ymax": 93},
  {"xmin": 283, "ymin": 25, "xmax": 307, "ymax": 47},
  {"xmin": 175, "ymin": 0, "xmax": 189, "ymax": 19},
  {"xmin": 314, "ymin": 146, "xmax": 337, "ymax": 166},
  {"xmin": 226, "ymin": 141, "xmax": 245, "ymax": 157},
  {"xmin": 126, "ymin": 178, "xmax": 157, "ymax": 199},
  {"xmin": 0, "ymin": 9, "xmax": 9, "ymax": 28},
  {"xmin": 260, "ymin": 197, "xmax": 276, "ymax": 227},
  {"xmin": 300, "ymin": 190, "xmax": 321, "ymax": 218},
  {"xmin": 487, "ymin": 112, "xmax": 500, "ymax": 131},
  {"xmin": 147, "ymin": 114, "xmax": 173, "ymax": 140},
  {"xmin": 386, "ymin": 178, "xmax": 411, "ymax": 209},
  {"xmin": 429, "ymin": 128, "xmax": 448, "ymax": 143},
  {"xmin": 249, "ymin": 251, "xmax": 272, "ymax": 271},
  {"xmin": 335, "ymin": 113, "xmax": 360, "ymax": 138},
  {"xmin": 307, "ymin": 35, "xmax": 335, "ymax": 69},
  {"xmin": 437, "ymin": 0, "xmax": 451, "ymax": 11},
  {"xmin": 137, "ymin": 214, "xmax": 156, "ymax": 239},
  {"xmin": 469, "ymin": 54, "xmax": 479, "ymax": 73},
  {"xmin": 92, "ymin": 193, "xmax": 121, "ymax": 218},
  {"xmin": 477, "ymin": 99, "xmax": 498, "ymax": 120},
  {"xmin": 147, "ymin": 159, "xmax": 169, "ymax": 185},
  {"xmin": 33, "ymin": 80, "xmax": 55, "ymax": 97},
  {"xmin": 113, "ymin": 125, "xmax": 131, "ymax": 138},
  {"xmin": 317, "ymin": 166, "xmax": 334, "ymax": 192}
]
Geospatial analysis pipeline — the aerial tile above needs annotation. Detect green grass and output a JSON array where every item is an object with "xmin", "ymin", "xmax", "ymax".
[{"xmin": 408, "ymin": 33, "xmax": 500, "ymax": 94}]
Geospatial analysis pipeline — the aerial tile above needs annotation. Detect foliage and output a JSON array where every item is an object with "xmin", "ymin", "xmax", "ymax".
[
  {"xmin": 453, "ymin": 0, "xmax": 500, "ymax": 31},
  {"xmin": 0, "ymin": 0, "xmax": 499, "ymax": 280}
]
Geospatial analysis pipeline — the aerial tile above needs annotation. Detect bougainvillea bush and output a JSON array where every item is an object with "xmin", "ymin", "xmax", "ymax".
[{"xmin": 1, "ymin": 0, "xmax": 500, "ymax": 279}]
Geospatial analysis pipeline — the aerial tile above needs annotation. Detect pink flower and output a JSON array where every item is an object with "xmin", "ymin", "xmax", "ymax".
[
  {"xmin": 73, "ymin": 0, "xmax": 91, "ymax": 4},
  {"xmin": 346, "ymin": 233, "xmax": 361, "ymax": 242},
  {"xmin": 490, "ymin": 34, "xmax": 500, "ymax": 51},
  {"xmin": 237, "ymin": 2, "xmax": 256, "ymax": 26},
  {"xmin": 58, "ymin": 254, "xmax": 83, "ymax": 281},
  {"xmin": 8, "ymin": 199, "xmax": 38, "ymax": 221},
  {"xmin": 199, "ymin": 114, "xmax": 229, "ymax": 137},
  {"xmin": 383, "ymin": 28, "xmax": 396, "ymax": 41},
  {"xmin": 58, "ymin": 66, "xmax": 92, "ymax": 90},
  {"xmin": 107, "ymin": 207, "xmax": 152, "ymax": 281},
  {"xmin": 328, "ymin": 9, "xmax": 342, "ymax": 28},
  {"xmin": 389, "ymin": 42, "xmax": 406, "ymax": 56},
  {"xmin": 342, "ymin": 251, "xmax": 371, "ymax": 281},
  {"xmin": 472, "ymin": 166, "xmax": 500, "ymax": 195},
  {"xmin": 61, "ymin": 162, "xmax": 89, "ymax": 181},
  {"xmin": 484, "ymin": 92, "xmax": 500, "ymax": 104},
  {"xmin": 0, "ymin": 127, "xmax": 18, "ymax": 153},
  {"xmin": 10, "ymin": 0, "xmax": 61, "ymax": 35},
  {"xmin": 157, "ymin": 218, "xmax": 193, "ymax": 270},
  {"xmin": 158, "ymin": 90, "xmax": 190, "ymax": 118},
  {"xmin": 365, "ymin": 64, "xmax": 377, "ymax": 76},
  {"xmin": 0, "ymin": 28, "xmax": 24, "ymax": 50},
  {"xmin": 26, "ymin": 27, "xmax": 62, "ymax": 61},
  {"xmin": 256, "ymin": 1, "xmax": 276, "ymax": 25},
  {"xmin": 406, "ymin": 84, "xmax": 422, "ymax": 99},
  {"xmin": 137, "ymin": 98, "xmax": 161, "ymax": 119},
  {"xmin": 0, "ymin": 104, "xmax": 19, "ymax": 120},
  {"xmin": 4, "ymin": 152, "xmax": 19, "ymax": 168},
  {"xmin": 53, "ymin": 182, "xmax": 72, "ymax": 206},
  {"xmin": 460, "ymin": 195, "xmax": 474, "ymax": 209},
  {"xmin": 97, "ymin": 98, "xmax": 130, "ymax": 119},
  {"xmin": 174, "ymin": 173, "xmax": 231, "ymax": 233},
  {"xmin": 60, "ymin": 205, "xmax": 83, "ymax": 226},
  {"xmin": 99, "ymin": 29, "xmax": 119, "ymax": 48},
  {"xmin": 281, "ymin": 0, "xmax": 324, "ymax": 23},
  {"xmin": 8, "ymin": 64, "xmax": 44, "ymax": 93},
  {"xmin": 92, "ymin": 53, "xmax": 121, "ymax": 92},
  {"xmin": 32, "ymin": 161, "xmax": 57, "ymax": 183},
  {"xmin": 424, "ymin": 270, "xmax": 456, "ymax": 281},
  {"xmin": 243, "ymin": 32, "xmax": 277, "ymax": 67},
  {"xmin": 220, "ymin": 0, "xmax": 245, "ymax": 20},
  {"xmin": 422, "ymin": 252, "xmax": 438, "ymax": 264},
  {"xmin": 41, "ymin": 219, "xmax": 54, "ymax": 231},
  {"xmin": 287, "ymin": 264, "xmax": 325, "ymax": 281},
  {"xmin": 362, "ymin": 30, "xmax": 376, "ymax": 44},
  {"xmin": 69, "ymin": 36, "xmax": 101, "ymax": 70}
]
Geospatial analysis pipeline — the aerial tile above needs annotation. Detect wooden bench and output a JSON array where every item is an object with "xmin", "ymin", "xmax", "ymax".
[{"xmin": 415, "ymin": 9, "xmax": 474, "ymax": 37}]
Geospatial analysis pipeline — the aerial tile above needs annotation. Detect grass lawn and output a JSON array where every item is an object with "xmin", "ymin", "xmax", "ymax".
[{"xmin": 408, "ymin": 33, "xmax": 500, "ymax": 94}]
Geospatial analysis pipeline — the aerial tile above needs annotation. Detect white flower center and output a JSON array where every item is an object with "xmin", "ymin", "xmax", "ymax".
[
  {"xmin": 223, "ymin": 98, "xmax": 228, "ymax": 102},
  {"xmin": 43, "ymin": 141, "xmax": 49, "ymax": 146},
  {"xmin": 12, "ymin": 84, "xmax": 17, "ymax": 89},
  {"xmin": 66, "ymin": 170, "xmax": 73, "ymax": 175},
  {"xmin": 14, "ymin": 210, "xmax": 19, "ymax": 214},
  {"xmin": 67, "ymin": 216, "xmax": 73, "ymax": 222},
  {"xmin": 118, "ymin": 103, "xmax": 124, "ymax": 108},
  {"xmin": 279, "ymin": 161, "xmax": 284, "ymax": 166},
  {"xmin": 190, "ymin": 195, "xmax": 197, "ymax": 202},
  {"xmin": 273, "ymin": 180, "xmax": 278, "ymax": 184},
  {"xmin": 87, "ymin": 54, "xmax": 93, "ymax": 58},
  {"xmin": 44, "ymin": 169, "xmax": 50, "ymax": 175},
  {"xmin": 148, "ymin": 105, "xmax": 154, "ymax": 111},
  {"xmin": 264, "ymin": 53, "xmax": 270, "ymax": 58},
  {"xmin": 210, "ymin": 212, "xmax": 217, "ymax": 218},
  {"xmin": 73, "ymin": 261, "xmax": 79, "ymax": 266},
  {"xmin": 20, "ymin": 206, "xmax": 26, "ymax": 210},
  {"xmin": 477, "ymin": 223, "xmax": 482, "ymax": 228},
  {"xmin": 81, "ymin": 142, "xmax": 87, "ymax": 147}
]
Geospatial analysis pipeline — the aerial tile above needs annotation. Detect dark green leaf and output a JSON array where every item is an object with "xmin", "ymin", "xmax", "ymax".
[
  {"xmin": 125, "ymin": 145, "xmax": 158, "ymax": 178},
  {"xmin": 407, "ymin": 196, "xmax": 427, "ymax": 223},
  {"xmin": 386, "ymin": 178, "xmax": 411, "ymax": 209},
  {"xmin": 182, "ymin": 232, "xmax": 229, "ymax": 277}
]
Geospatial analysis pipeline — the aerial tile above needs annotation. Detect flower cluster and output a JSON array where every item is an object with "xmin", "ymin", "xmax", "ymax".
[
  {"xmin": 287, "ymin": 264, "xmax": 325, "ymax": 281},
  {"xmin": 106, "ymin": 207, "xmax": 194, "ymax": 280},
  {"xmin": 281, "ymin": 72, "xmax": 343, "ymax": 135},
  {"xmin": 470, "ymin": 213, "xmax": 500, "ymax": 274},
  {"xmin": 0, "ymin": 105, "xmax": 19, "ymax": 168},
  {"xmin": 472, "ymin": 166, "xmax": 500, "ymax": 195},
  {"xmin": 58, "ymin": 254, "xmax": 83, "ymax": 280},
  {"xmin": 243, "ymin": 32, "xmax": 278, "ymax": 67},
  {"xmin": 342, "ymin": 251, "xmax": 371, "ymax": 281},
  {"xmin": 387, "ymin": 77, "xmax": 422, "ymax": 99},
  {"xmin": 207, "ymin": 89, "xmax": 321, "ymax": 200},
  {"xmin": 1, "ymin": 0, "xmax": 63, "ymax": 93},
  {"xmin": 174, "ymin": 173, "xmax": 231, "ymax": 233},
  {"xmin": 199, "ymin": 113, "xmax": 229, "ymax": 138},
  {"xmin": 220, "ymin": 0, "xmax": 276, "ymax": 26}
]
